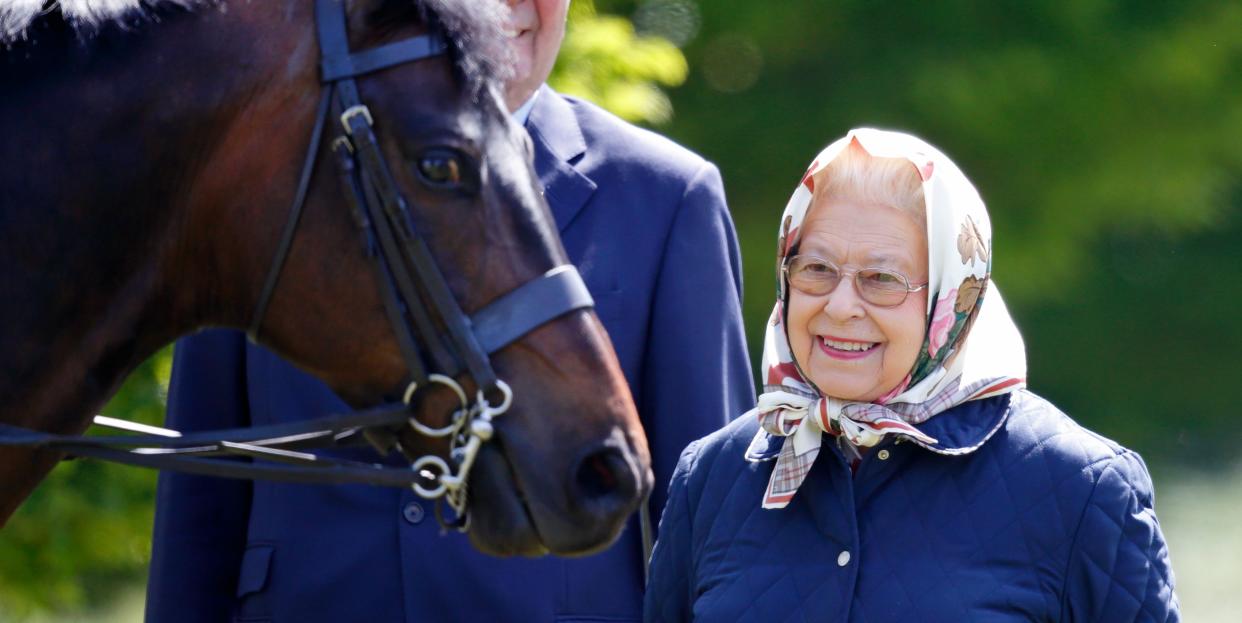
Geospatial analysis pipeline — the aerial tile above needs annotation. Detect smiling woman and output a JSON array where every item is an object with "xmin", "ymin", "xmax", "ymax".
[{"xmin": 645, "ymin": 128, "xmax": 1180, "ymax": 622}]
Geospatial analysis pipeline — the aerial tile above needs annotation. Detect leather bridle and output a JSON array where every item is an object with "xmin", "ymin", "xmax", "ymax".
[{"xmin": 0, "ymin": 0, "xmax": 594, "ymax": 530}]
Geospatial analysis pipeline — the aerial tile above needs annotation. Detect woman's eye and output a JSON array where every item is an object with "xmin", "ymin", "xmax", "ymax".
[
  {"xmin": 865, "ymin": 270, "xmax": 902, "ymax": 285},
  {"xmin": 417, "ymin": 153, "xmax": 462, "ymax": 188}
]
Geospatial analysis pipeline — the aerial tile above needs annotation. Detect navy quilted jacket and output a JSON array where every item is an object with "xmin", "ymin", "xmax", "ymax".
[{"xmin": 645, "ymin": 390, "xmax": 1179, "ymax": 622}]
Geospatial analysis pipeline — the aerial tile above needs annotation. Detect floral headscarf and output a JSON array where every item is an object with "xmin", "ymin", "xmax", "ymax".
[{"xmin": 748, "ymin": 128, "xmax": 1027, "ymax": 509}]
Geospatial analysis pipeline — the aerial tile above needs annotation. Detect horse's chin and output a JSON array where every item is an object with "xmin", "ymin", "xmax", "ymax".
[
  {"xmin": 465, "ymin": 439, "xmax": 633, "ymax": 558},
  {"xmin": 465, "ymin": 442, "xmax": 550, "ymax": 557}
]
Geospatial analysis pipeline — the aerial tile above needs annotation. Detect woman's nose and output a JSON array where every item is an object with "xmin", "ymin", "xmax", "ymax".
[{"xmin": 822, "ymin": 277, "xmax": 867, "ymax": 321}]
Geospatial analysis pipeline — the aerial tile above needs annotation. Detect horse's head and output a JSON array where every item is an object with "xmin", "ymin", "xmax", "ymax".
[{"xmin": 193, "ymin": 0, "xmax": 651, "ymax": 556}]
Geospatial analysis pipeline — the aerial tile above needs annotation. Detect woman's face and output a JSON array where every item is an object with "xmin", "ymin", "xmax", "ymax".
[{"xmin": 786, "ymin": 197, "xmax": 929, "ymax": 402}]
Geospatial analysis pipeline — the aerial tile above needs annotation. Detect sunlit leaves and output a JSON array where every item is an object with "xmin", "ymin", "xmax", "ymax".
[{"xmin": 550, "ymin": 0, "xmax": 688, "ymax": 124}]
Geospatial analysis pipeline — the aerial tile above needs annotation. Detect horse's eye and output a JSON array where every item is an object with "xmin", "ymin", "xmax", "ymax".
[{"xmin": 416, "ymin": 151, "xmax": 463, "ymax": 189}]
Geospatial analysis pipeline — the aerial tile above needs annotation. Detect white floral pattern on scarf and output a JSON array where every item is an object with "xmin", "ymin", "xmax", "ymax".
[{"xmin": 747, "ymin": 128, "xmax": 1028, "ymax": 509}]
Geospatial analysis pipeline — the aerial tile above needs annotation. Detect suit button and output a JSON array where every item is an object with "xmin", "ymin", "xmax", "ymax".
[
  {"xmin": 402, "ymin": 501, "xmax": 425, "ymax": 525},
  {"xmin": 837, "ymin": 550, "xmax": 851, "ymax": 567},
  {"xmin": 877, "ymin": 449, "xmax": 891, "ymax": 460}
]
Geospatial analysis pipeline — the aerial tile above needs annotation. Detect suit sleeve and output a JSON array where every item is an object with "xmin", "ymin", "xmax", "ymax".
[
  {"xmin": 1061, "ymin": 450, "xmax": 1180, "ymax": 622},
  {"xmin": 146, "ymin": 329, "xmax": 253, "ymax": 623},
  {"xmin": 640, "ymin": 161, "xmax": 755, "ymax": 526},
  {"xmin": 643, "ymin": 440, "xmax": 701, "ymax": 622}
]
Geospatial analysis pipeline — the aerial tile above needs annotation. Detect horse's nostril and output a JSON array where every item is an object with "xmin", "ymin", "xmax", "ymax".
[
  {"xmin": 571, "ymin": 446, "xmax": 639, "ymax": 508},
  {"xmin": 580, "ymin": 453, "xmax": 620, "ymax": 497}
]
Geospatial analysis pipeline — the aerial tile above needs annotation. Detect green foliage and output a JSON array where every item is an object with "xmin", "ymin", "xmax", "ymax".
[
  {"xmin": 0, "ymin": 349, "xmax": 170, "ymax": 620},
  {"xmin": 549, "ymin": 0, "xmax": 688, "ymax": 124}
]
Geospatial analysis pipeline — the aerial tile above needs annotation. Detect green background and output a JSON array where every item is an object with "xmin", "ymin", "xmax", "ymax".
[{"xmin": 2, "ymin": 0, "xmax": 1239, "ymax": 619}]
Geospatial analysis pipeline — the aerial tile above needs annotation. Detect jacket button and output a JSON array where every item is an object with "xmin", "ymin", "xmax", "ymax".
[
  {"xmin": 877, "ymin": 449, "xmax": 891, "ymax": 460},
  {"xmin": 837, "ymin": 550, "xmax": 851, "ymax": 567},
  {"xmin": 402, "ymin": 501, "xmax": 425, "ymax": 525}
]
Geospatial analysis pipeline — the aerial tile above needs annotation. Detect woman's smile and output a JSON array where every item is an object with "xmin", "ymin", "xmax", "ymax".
[{"xmin": 816, "ymin": 334, "xmax": 880, "ymax": 360}]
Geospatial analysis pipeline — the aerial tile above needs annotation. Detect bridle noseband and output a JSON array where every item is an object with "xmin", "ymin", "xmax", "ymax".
[{"xmin": 0, "ymin": 0, "xmax": 594, "ymax": 531}]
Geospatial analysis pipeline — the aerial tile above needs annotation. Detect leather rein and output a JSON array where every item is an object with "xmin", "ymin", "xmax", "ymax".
[{"xmin": 0, "ymin": 0, "xmax": 594, "ymax": 531}]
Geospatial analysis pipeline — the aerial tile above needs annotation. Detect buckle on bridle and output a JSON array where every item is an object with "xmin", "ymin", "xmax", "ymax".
[
  {"xmin": 330, "ymin": 135, "xmax": 354, "ymax": 154},
  {"xmin": 401, "ymin": 378, "xmax": 513, "ymax": 530},
  {"xmin": 340, "ymin": 104, "xmax": 374, "ymax": 134}
]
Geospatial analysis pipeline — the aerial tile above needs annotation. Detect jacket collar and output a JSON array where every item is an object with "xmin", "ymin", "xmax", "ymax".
[
  {"xmin": 744, "ymin": 393, "xmax": 1014, "ymax": 461},
  {"xmin": 525, "ymin": 85, "xmax": 596, "ymax": 232},
  {"xmin": 908, "ymin": 393, "xmax": 1012, "ymax": 455}
]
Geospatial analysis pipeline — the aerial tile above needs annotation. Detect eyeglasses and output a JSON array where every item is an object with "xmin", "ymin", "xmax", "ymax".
[{"xmin": 783, "ymin": 255, "xmax": 928, "ymax": 307}]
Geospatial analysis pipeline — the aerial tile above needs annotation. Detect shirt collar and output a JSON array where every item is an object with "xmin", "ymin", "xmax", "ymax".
[{"xmin": 511, "ymin": 87, "xmax": 541, "ymax": 126}]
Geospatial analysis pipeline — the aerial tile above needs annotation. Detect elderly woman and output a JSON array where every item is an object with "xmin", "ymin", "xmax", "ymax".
[{"xmin": 644, "ymin": 129, "xmax": 1178, "ymax": 622}]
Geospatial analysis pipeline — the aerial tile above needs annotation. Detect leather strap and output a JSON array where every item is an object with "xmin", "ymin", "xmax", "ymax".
[
  {"xmin": 321, "ymin": 33, "xmax": 449, "ymax": 81},
  {"xmin": 59, "ymin": 445, "xmax": 422, "ymax": 487},
  {"xmin": 640, "ymin": 496, "xmax": 655, "ymax": 584},
  {"xmin": 330, "ymin": 132, "xmax": 431, "ymax": 382},
  {"xmin": 247, "ymin": 88, "xmax": 333, "ymax": 342},
  {"xmin": 470, "ymin": 266, "xmax": 594, "ymax": 355},
  {"xmin": 0, "ymin": 405, "xmax": 409, "ymax": 449}
]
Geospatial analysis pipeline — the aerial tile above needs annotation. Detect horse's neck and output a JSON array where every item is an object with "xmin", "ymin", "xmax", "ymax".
[
  {"xmin": 0, "ymin": 3, "xmax": 310, "ymax": 523},
  {"xmin": 1, "ymin": 10, "xmax": 231, "ymax": 417}
]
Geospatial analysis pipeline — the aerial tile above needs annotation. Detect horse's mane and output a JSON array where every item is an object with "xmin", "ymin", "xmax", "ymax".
[{"xmin": 0, "ymin": 0, "xmax": 203, "ymax": 44}]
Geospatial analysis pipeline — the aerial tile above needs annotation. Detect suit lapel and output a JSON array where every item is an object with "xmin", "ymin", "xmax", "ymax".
[{"xmin": 525, "ymin": 86, "xmax": 597, "ymax": 232}]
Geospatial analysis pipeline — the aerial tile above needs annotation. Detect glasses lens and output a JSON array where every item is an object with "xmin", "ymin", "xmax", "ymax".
[
  {"xmin": 787, "ymin": 256, "xmax": 840, "ymax": 295},
  {"xmin": 857, "ymin": 269, "xmax": 909, "ymax": 307}
]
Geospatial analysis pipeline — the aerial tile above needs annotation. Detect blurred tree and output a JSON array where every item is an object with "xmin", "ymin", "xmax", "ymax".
[{"xmin": 549, "ymin": 0, "xmax": 688, "ymax": 124}]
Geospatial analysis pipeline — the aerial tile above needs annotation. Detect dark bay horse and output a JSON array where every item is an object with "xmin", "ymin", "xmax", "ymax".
[{"xmin": 0, "ymin": 0, "xmax": 651, "ymax": 557}]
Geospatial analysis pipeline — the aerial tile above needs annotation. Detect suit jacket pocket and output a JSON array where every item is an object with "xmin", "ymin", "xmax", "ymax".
[{"xmin": 234, "ymin": 543, "xmax": 274, "ymax": 622}]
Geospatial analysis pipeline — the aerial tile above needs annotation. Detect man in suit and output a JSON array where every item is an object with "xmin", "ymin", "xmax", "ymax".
[{"xmin": 145, "ymin": 0, "xmax": 753, "ymax": 620}]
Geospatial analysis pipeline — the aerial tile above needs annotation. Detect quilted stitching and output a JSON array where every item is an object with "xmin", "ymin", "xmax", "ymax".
[{"xmin": 644, "ymin": 390, "xmax": 1180, "ymax": 622}]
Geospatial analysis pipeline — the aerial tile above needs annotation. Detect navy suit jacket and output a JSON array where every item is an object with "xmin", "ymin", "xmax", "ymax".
[{"xmin": 145, "ymin": 87, "xmax": 755, "ymax": 622}]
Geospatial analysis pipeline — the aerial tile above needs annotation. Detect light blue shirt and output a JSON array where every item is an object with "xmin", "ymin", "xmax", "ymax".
[{"xmin": 512, "ymin": 87, "xmax": 540, "ymax": 126}]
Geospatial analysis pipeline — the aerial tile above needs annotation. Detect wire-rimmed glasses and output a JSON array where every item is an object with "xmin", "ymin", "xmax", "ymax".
[{"xmin": 783, "ymin": 254, "xmax": 927, "ymax": 307}]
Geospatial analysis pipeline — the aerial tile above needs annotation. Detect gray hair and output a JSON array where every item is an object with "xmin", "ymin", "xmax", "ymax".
[{"xmin": 810, "ymin": 137, "xmax": 927, "ymax": 230}]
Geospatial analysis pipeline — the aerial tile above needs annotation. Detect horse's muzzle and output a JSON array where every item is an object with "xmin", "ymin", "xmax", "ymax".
[{"xmin": 568, "ymin": 441, "xmax": 646, "ymax": 526}]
